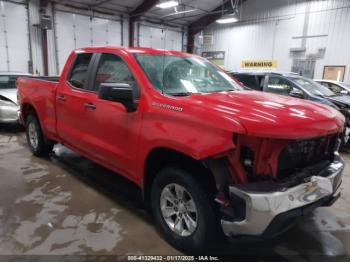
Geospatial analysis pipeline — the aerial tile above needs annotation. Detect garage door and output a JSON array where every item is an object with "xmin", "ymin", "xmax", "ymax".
[
  {"xmin": 55, "ymin": 10, "xmax": 122, "ymax": 71},
  {"xmin": 0, "ymin": 1, "xmax": 30, "ymax": 72},
  {"xmin": 139, "ymin": 24, "xmax": 183, "ymax": 51}
]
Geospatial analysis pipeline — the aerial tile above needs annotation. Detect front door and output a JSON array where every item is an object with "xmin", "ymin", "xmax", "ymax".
[{"xmin": 81, "ymin": 52, "xmax": 142, "ymax": 179}]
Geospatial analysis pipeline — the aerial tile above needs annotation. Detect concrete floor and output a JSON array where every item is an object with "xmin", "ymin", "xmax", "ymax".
[{"xmin": 0, "ymin": 125, "xmax": 350, "ymax": 259}]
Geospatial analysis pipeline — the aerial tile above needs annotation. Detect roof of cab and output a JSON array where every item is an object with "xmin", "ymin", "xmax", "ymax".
[
  {"xmin": 75, "ymin": 46, "xmax": 193, "ymax": 57},
  {"xmin": 314, "ymin": 79, "xmax": 344, "ymax": 84}
]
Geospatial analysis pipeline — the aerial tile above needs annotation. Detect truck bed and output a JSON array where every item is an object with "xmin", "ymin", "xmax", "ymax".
[
  {"xmin": 17, "ymin": 76, "xmax": 59, "ymax": 140},
  {"xmin": 24, "ymin": 76, "xmax": 60, "ymax": 83}
]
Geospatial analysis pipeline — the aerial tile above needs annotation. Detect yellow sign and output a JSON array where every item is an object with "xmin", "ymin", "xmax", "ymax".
[{"xmin": 241, "ymin": 60, "xmax": 278, "ymax": 69}]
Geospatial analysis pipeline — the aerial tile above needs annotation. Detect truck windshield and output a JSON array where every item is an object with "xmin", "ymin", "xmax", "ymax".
[
  {"xmin": 134, "ymin": 54, "xmax": 242, "ymax": 95},
  {"xmin": 292, "ymin": 77, "xmax": 336, "ymax": 97}
]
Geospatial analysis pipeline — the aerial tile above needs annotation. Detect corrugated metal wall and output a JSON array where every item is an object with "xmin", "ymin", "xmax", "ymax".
[
  {"xmin": 137, "ymin": 23, "xmax": 184, "ymax": 51},
  {"xmin": 54, "ymin": 10, "xmax": 123, "ymax": 72},
  {"xmin": 200, "ymin": 0, "xmax": 350, "ymax": 82},
  {"xmin": 0, "ymin": 1, "xmax": 30, "ymax": 72},
  {"xmin": 28, "ymin": 0, "xmax": 44, "ymax": 75}
]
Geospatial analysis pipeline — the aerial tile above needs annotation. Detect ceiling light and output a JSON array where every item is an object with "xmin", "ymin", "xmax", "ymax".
[
  {"xmin": 162, "ymin": 9, "xmax": 197, "ymax": 18},
  {"xmin": 156, "ymin": 1, "xmax": 179, "ymax": 9},
  {"xmin": 216, "ymin": 14, "xmax": 238, "ymax": 24}
]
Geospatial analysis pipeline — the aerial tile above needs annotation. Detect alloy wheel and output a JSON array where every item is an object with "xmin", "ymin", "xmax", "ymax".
[
  {"xmin": 28, "ymin": 122, "xmax": 38, "ymax": 149},
  {"xmin": 160, "ymin": 183, "xmax": 198, "ymax": 237}
]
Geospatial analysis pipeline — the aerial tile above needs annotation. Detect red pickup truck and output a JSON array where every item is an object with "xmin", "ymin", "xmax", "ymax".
[{"xmin": 17, "ymin": 47, "xmax": 345, "ymax": 252}]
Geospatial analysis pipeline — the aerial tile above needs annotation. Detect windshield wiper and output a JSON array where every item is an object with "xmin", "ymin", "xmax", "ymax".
[
  {"xmin": 204, "ymin": 89, "xmax": 235, "ymax": 93},
  {"xmin": 168, "ymin": 92, "xmax": 192, "ymax": 96}
]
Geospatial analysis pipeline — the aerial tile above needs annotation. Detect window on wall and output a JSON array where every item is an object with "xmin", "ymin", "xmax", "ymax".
[
  {"xmin": 92, "ymin": 53, "xmax": 137, "ymax": 93},
  {"xmin": 68, "ymin": 53, "xmax": 93, "ymax": 89}
]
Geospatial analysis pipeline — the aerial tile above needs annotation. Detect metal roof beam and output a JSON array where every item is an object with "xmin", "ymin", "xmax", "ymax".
[
  {"xmin": 129, "ymin": 0, "xmax": 159, "ymax": 47},
  {"xmin": 130, "ymin": 0, "xmax": 159, "ymax": 18}
]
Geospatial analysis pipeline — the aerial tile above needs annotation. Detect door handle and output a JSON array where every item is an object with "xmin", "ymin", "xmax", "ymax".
[
  {"xmin": 84, "ymin": 102, "xmax": 96, "ymax": 110},
  {"xmin": 57, "ymin": 95, "xmax": 66, "ymax": 102}
]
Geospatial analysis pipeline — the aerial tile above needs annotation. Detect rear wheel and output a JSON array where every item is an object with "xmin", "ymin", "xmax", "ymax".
[
  {"xmin": 151, "ymin": 167, "xmax": 222, "ymax": 253},
  {"xmin": 25, "ymin": 115, "xmax": 54, "ymax": 157}
]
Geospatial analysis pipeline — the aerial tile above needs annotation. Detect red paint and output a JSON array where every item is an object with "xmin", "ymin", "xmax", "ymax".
[{"xmin": 17, "ymin": 47, "xmax": 345, "ymax": 186}]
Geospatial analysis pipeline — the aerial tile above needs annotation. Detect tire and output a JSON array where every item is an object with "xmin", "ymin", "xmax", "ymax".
[
  {"xmin": 151, "ymin": 167, "xmax": 222, "ymax": 253},
  {"xmin": 25, "ymin": 115, "xmax": 54, "ymax": 157}
]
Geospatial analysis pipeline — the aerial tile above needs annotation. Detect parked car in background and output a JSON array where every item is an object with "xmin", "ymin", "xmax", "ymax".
[
  {"xmin": 0, "ymin": 72, "xmax": 30, "ymax": 124},
  {"xmin": 314, "ymin": 79, "xmax": 350, "ymax": 96},
  {"xmin": 17, "ymin": 47, "xmax": 345, "ymax": 252},
  {"xmin": 230, "ymin": 71, "xmax": 350, "ymax": 148}
]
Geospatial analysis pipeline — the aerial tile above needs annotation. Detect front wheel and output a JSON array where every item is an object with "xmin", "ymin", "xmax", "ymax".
[
  {"xmin": 25, "ymin": 115, "xmax": 54, "ymax": 157},
  {"xmin": 151, "ymin": 167, "xmax": 222, "ymax": 253}
]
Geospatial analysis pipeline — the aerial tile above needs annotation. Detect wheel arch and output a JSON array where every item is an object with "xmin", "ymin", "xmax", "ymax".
[
  {"xmin": 21, "ymin": 103, "xmax": 38, "ymax": 123},
  {"xmin": 142, "ymin": 147, "xmax": 217, "ymax": 205}
]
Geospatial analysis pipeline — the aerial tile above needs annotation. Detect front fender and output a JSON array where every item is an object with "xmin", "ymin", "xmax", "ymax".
[{"xmin": 136, "ymin": 110, "xmax": 246, "ymax": 182}]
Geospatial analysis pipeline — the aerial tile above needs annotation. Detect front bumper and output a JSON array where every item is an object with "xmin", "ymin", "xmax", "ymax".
[
  {"xmin": 0, "ymin": 104, "xmax": 20, "ymax": 123},
  {"xmin": 221, "ymin": 154, "xmax": 344, "ymax": 237}
]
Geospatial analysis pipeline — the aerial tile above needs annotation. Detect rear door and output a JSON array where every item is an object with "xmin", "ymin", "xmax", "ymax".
[{"xmin": 56, "ymin": 52, "xmax": 98, "ymax": 151}]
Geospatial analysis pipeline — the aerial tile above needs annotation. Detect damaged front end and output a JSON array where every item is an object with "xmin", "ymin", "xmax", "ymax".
[{"xmin": 206, "ymin": 133, "xmax": 344, "ymax": 238}]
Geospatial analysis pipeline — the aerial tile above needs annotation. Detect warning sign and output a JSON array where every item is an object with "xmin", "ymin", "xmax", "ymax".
[{"xmin": 241, "ymin": 60, "xmax": 278, "ymax": 69}]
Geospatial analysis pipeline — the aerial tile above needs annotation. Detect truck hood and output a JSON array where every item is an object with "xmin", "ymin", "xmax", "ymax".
[
  {"xmin": 184, "ymin": 91, "xmax": 345, "ymax": 139},
  {"xmin": 0, "ymin": 89, "xmax": 18, "ymax": 105}
]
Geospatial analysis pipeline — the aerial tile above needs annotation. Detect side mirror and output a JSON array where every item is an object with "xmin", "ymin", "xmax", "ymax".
[
  {"xmin": 98, "ymin": 83, "xmax": 138, "ymax": 112},
  {"xmin": 290, "ymin": 89, "xmax": 304, "ymax": 99},
  {"xmin": 340, "ymin": 90, "xmax": 348, "ymax": 95}
]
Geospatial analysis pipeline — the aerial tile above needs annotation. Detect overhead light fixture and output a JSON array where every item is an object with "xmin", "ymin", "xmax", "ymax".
[
  {"xmin": 156, "ymin": 0, "xmax": 179, "ymax": 9},
  {"xmin": 216, "ymin": 13, "xmax": 238, "ymax": 24},
  {"xmin": 162, "ymin": 9, "xmax": 197, "ymax": 18}
]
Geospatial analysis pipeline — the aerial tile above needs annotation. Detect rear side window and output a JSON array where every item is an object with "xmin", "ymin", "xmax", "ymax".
[
  {"xmin": 319, "ymin": 82, "xmax": 330, "ymax": 88},
  {"xmin": 234, "ymin": 74, "xmax": 258, "ymax": 90},
  {"xmin": 265, "ymin": 76, "xmax": 296, "ymax": 96},
  {"xmin": 68, "ymin": 53, "xmax": 93, "ymax": 89},
  {"xmin": 328, "ymin": 83, "xmax": 342, "ymax": 94}
]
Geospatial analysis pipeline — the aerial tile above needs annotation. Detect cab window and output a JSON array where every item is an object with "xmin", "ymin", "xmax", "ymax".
[
  {"xmin": 328, "ymin": 83, "xmax": 342, "ymax": 94},
  {"xmin": 234, "ymin": 74, "xmax": 259, "ymax": 90},
  {"xmin": 92, "ymin": 53, "xmax": 137, "ymax": 94},
  {"xmin": 68, "ymin": 53, "xmax": 93, "ymax": 89},
  {"xmin": 319, "ymin": 82, "xmax": 330, "ymax": 88}
]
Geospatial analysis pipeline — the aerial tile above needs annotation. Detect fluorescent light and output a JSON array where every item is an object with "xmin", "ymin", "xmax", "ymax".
[
  {"xmin": 216, "ymin": 14, "xmax": 238, "ymax": 24},
  {"xmin": 162, "ymin": 9, "xmax": 197, "ymax": 17},
  {"xmin": 156, "ymin": 1, "xmax": 179, "ymax": 9}
]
